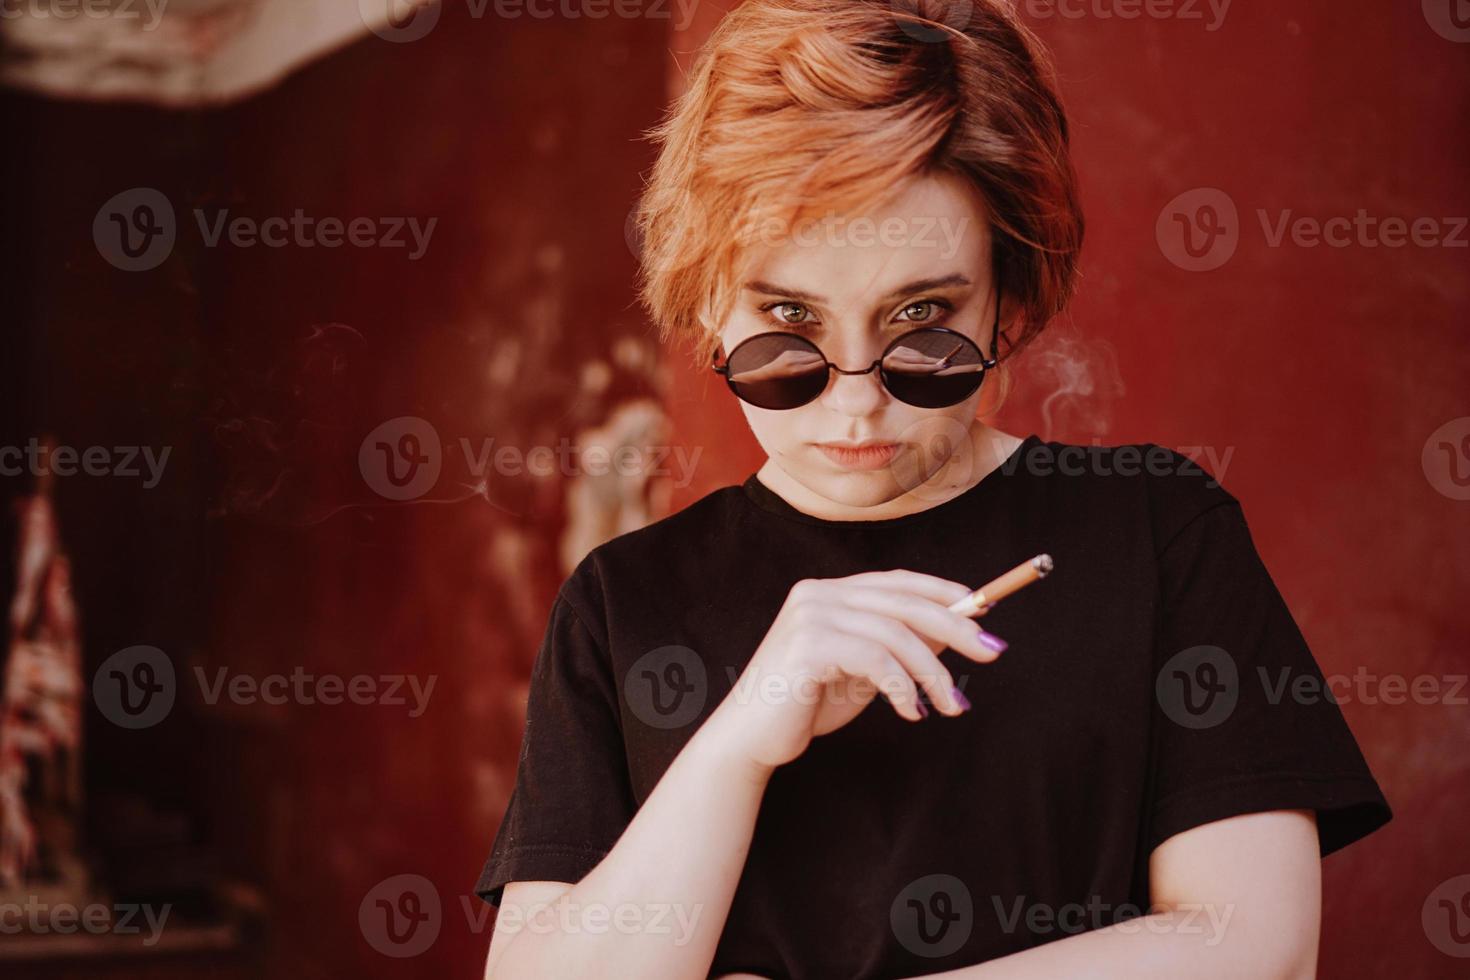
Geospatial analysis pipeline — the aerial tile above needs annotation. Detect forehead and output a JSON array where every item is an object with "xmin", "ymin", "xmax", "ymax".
[{"xmin": 743, "ymin": 171, "xmax": 993, "ymax": 304}]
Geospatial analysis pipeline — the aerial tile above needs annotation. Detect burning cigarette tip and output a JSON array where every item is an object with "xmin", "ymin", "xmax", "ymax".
[{"xmin": 1034, "ymin": 554, "xmax": 1054, "ymax": 577}]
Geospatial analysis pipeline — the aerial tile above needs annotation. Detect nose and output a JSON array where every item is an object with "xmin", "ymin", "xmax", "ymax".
[{"xmin": 819, "ymin": 349, "xmax": 887, "ymax": 417}]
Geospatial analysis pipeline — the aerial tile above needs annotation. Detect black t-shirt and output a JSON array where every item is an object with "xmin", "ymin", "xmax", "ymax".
[{"xmin": 473, "ymin": 435, "xmax": 1392, "ymax": 978}]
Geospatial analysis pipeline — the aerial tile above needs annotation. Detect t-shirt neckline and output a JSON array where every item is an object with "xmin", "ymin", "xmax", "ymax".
[{"xmin": 741, "ymin": 433, "xmax": 1040, "ymax": 529}]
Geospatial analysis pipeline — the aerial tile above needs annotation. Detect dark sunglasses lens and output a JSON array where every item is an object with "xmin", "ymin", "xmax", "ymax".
[
  {"xmin": 881, "ymin": 329, "xmax": 986, "ymax": 408},
  {"xmin": 725, "ymin": 334, "xmax": 829, "ymax": 410}
]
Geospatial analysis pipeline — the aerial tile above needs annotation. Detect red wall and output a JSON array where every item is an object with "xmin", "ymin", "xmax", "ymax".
[{"xmin": 2, "ymin": 2, "xmax": 1462, "ymax": 978}]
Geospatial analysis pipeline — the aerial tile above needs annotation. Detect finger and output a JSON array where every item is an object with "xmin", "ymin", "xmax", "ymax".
[
  {"xmin": 823, "ymin": 606, "xmax": 966, "ymax": 716},
  {"xmin": 839, "ymin": 585, "xmax": 1005, "ymax": 664},
  {"xmin": 839, "ymin": 568, "xmax": 975, "ymax": 607},
  {"xmin": 830, "ymin": 636, "xmax": 926, "ymax": 722}
]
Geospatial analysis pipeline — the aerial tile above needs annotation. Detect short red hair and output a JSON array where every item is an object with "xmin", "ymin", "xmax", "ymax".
[{"xmin": 633, "ymin": 0, "xmax": 1084, "ymax": 367}]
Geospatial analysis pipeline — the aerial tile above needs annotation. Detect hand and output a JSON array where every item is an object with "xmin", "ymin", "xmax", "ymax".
[
  {"xmin": 883, "ymin": 343, "xmax": 985, "ymax": 376},
  {"xmin": 705, "ymin": 569, "xmax": 1005, "ymax": 774},
  {"xmin": 727, "ymin": 348, "xmax": 824, "ymax": 383}
]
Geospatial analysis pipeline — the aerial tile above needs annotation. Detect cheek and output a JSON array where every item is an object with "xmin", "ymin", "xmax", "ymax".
[
  {"xmin": 892, "ymin": 408, "xmax": 976, "ymax": 460},
  {"xmin": 739, "ymin": 404, "xmax": 805, "ymax": 453}
]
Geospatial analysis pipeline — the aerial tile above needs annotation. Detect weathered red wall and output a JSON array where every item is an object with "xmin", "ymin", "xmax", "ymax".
[
  {"xmin": 3, "ymin": 1, "xmax": 1463, "ymax": 978},
  {"xmin": 3, "ymin": 4, "xmax": 668, "ymax": 977}
]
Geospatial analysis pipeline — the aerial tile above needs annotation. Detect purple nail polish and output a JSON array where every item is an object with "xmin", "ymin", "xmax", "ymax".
[
  {"xmin": 977, "ymin": 628, "xmax": 1008, "ymax": 654},
  {"xmin": 916, "ymin": 700, "xmax": 930, "ymax": 719},
  {"xmin": 951, "ymin": 686, "xmax": 971, "ymax": 711}
]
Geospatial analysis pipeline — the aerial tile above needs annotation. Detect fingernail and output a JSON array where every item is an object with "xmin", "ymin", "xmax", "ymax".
[
  {"xmin": 916, "ymin": 699, "xmax": 930, "ymax": 719},
  {"xmin": 977, "ymin": 628, "xmax": 1008, "ymax": 654},
  {"xmin": 951, "ymin": 686, "xmax": 971, "ymax": 712}
]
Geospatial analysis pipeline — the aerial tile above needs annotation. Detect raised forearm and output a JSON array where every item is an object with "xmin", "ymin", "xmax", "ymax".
[{"xmin": 492, "ymin": 710, "xmax": 770, "ymax": 980}]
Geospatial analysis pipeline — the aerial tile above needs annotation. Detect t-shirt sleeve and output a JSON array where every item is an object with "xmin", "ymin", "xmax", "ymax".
[
  {"xmin": 1145, "ymin": 471, "xmax": 1393, "ymax": 859},
  {"xmin": 473, "ymin": 586, "xmax": 638, "ymax": 907}
]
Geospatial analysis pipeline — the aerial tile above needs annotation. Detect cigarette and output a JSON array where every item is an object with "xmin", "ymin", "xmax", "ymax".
[{"xmin": 947, "ymin": 554, "xmax": 1053, "ymax": 618}]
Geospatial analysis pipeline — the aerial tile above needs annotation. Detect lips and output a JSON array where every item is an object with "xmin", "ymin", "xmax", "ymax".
[{"xmin": 815, "ymin": 442, "xmax": 900, "ymax": 470}]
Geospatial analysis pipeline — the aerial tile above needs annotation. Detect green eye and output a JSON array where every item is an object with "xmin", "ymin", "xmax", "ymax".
[{"xmin": 777, "ymin": 303, "xmax": 809, "ymax": 324}]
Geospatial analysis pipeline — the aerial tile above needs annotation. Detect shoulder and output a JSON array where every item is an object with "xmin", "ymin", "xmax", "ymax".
[
  {"xmin": 1023, "ymin": 438, "xmax": 1240, "ymax": 556},
  {"xmin": 555, "ymin": 482, "xmax": 746, "ymax": 634}
]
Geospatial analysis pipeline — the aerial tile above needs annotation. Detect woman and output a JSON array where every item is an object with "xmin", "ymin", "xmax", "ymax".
[{"xmin": 476, "ymin": 1, "xmax": 1392, "ymax": 977}]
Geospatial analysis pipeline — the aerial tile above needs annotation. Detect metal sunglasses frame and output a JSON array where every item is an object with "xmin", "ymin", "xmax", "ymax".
[{"xmin": 710, "ymin": 293, "xmax": 1002, "ymax": 410}]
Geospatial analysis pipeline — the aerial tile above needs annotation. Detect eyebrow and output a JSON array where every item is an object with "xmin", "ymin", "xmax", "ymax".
[{"xmin": 742, "ymin": 273, "xmax": 974, "ymax": 310}]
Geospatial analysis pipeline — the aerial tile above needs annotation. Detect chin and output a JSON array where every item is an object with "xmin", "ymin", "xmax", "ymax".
[{"xmin": 806, "ymin": 469, "xmax": 909, "ymax": 507}]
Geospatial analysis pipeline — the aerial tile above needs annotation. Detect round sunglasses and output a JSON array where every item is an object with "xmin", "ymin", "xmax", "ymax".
[{"xmin": 711, "ymin": 293, "xmax": 1001, "ymax": 411}]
